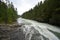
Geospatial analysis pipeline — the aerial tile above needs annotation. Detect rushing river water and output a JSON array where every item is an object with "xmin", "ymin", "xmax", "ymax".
[{"xmin": 17, "ymin": 18, "xmax": 60, "ymax": 40}]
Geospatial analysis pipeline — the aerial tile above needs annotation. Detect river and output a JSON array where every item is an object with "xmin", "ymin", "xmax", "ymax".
[{"xmin": 16, "ymin": 18, "xmax": 60, "ymax": 40}]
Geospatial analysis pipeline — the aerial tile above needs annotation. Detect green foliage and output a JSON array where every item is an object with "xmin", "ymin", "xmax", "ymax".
[
  {"xmin": 22, "ymin": 0, "xmax": 60, "ymax": 26},
  {"xmin": 0, "ymin": 0, "xmax": 18, "ymax": 24}
]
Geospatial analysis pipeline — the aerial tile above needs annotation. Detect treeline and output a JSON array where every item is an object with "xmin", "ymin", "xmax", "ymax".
[
  {"xmin": 0, "ymin": 0, "xmax": 18, "ymax": 24},
  {"xmin": 22, "ymin": 0, "xmax": 60, "ymax": 26}
]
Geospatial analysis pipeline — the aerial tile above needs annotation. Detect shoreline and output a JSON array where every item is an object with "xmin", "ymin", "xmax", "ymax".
[{"xmin": 0, "ymin": 23, "xmax": 23, "ymax": 40}]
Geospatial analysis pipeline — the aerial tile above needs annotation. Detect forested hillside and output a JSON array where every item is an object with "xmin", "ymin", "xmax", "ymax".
[
  {"xmin": 22, "ymin": 0, "xmax": 60, "ymax": 26},
  {"xmin": 0, "ymin": 0, "xmax": 18, "ymax": 24}
]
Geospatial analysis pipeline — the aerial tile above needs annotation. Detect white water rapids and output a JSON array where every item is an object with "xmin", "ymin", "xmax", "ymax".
[{"xmin": 17, "ymin": 18, "xmax": 60, "ymax": 40}]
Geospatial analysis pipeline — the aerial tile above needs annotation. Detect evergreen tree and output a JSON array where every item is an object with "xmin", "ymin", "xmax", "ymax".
[
  {"xmin": 0, "ymin": 0, "xmax": 18, "ymax": 24},
  {"xmin": 22, "ymin": 0, "xmax": 60, "ymax": 26}
]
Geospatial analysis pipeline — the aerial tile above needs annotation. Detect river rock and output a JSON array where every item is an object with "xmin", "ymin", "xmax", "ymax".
[{"xmin": 0, "ymin": 24, "xmax": 25, "ymax": 40}]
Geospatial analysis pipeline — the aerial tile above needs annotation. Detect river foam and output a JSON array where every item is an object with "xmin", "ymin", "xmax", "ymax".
[{"xmin": 17, "ymin": 18, "xmax": 60, "ymax": 40}]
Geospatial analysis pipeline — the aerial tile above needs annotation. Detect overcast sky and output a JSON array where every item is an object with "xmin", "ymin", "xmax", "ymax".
[{"xmin": 9, "ymin": 0, "xmax": 44, "ymax": 15}]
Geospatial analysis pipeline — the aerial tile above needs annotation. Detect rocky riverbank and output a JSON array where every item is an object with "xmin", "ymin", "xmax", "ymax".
[{"xmin": 0, "ymin": 24, "xmax": 25, "ymax": 40}]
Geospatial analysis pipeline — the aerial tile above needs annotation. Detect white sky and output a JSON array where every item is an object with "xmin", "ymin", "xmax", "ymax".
[{"xmin": 9, "ymin": 0, "xmax": 44, "ymax": 15}]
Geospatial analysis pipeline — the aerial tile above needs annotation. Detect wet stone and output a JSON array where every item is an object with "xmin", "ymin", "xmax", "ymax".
[
  {"xmin": 31, "ymin": 33, "xmax": 49, "ymax": 40},
  {"xmin": 0, "ymin": 24, "xmax": 25, "ymax": 40}
]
